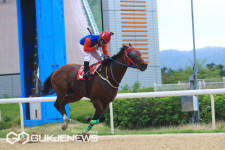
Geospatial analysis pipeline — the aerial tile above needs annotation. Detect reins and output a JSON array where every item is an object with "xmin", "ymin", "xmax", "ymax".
[
  {"xmin": 101, "ymin": 55, "xmax": 138, "ymax": 68},
  {"xmin": 110, "ymin": 63, "xmax": 119, "ymax": 85},
  {"xmin": 96, "ymin": 47, "xmax": 140, "ymax": 88},
  {"xmin": 94, "ymin": 66, "xmax": 118, "ymax": 89}
]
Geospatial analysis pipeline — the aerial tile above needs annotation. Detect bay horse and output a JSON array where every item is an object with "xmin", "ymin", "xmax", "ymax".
[{"xmin": 37, "ymin": 44, "xmax": 148, "ymax": 133}]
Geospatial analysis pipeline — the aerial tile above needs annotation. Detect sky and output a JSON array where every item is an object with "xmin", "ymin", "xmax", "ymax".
[{"xmin": 157, "ymin": 0, "xmax": 225, "ymax": 51}]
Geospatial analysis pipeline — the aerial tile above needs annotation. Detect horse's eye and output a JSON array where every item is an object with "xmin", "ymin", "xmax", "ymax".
[{"xmin": 128, "ymin": 51, "xmax": 136, "ymax": 59}]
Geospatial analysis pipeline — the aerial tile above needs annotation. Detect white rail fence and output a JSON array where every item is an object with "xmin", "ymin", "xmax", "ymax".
[
  {"xmin": 155, "ymin": 77, "xmax": 225, "ymax": 92},
  {"xmin": 1, "ymin": 88, "xmax": 225, "ymax": 134}
]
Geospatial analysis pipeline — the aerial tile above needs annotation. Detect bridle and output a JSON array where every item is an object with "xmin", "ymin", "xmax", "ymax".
[
  {"xmin": 102, "ymin": 46, "xmax": 142, "ymax": 69},
  {"xmin": 97, "ymin": 46, "xmax": 142, "ymax": 88},
  {"xmin": 124, "ymin": 46, "xmax": 141, "ymax": 69}
]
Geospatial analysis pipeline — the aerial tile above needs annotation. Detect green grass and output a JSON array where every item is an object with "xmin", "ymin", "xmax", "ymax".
[
  {"xmin": 0, "ymin": 101, "xmax": 224, "ymax": 138},
  {"xmin": 0, "ymin": 103, "xmax": 20, "ymax": 122},
  {"xmin": 69, "ymin": 100, "xmax": 95, "ymax": 123},
  {"xmin": 0, "ymin": 103, "xmax": 20, "ymax": 130},
  {"xmin": 0, "ymin": 120, "xmax": 224, "ymax": 138}
]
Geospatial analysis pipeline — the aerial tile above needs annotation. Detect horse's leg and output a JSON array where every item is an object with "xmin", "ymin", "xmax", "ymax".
[
  {"xmin": 83, "ymin": 111, "xmax": 99, "ymax": 133},
  {"xmin": 53, "ymin": 85, "xmax": 71, "ymax": 131},
  {"xmin": 51, "ymin": 75, "xmax": 70, "ymax": 130},
  {"xmin": 54, "ymin": 92, "xmax": 67, "ymax": 116},
  {"xmin": 60, "ymin": 94, "xmax": 83, "ymax": 131},
  {"xmin": 83, "ymin": 100, "xmax": 108, "ymax": 133},
  {"xmin": 54, "ymin": 94, "xmax": 69, "ymax": 131}
]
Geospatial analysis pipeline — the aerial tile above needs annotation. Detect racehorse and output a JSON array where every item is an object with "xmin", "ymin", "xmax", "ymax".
[{"xmin": 37, "ymin": 44, "xmax": 148, "ymax": 133}]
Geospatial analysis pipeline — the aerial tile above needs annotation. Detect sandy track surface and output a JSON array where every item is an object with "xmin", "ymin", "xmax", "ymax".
[{"xmin": 0, "ymin": 133, "xmax": 225, "ymax": 150}]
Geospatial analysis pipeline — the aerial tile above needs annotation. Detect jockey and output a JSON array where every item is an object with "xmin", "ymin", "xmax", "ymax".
[{"xmin": 79, "ymin": 31, "xmax": 114, "ymax": 78}]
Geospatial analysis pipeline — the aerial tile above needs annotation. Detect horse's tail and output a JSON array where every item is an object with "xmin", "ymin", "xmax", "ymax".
[
  {"xmin": 32, "ymin": 72, "xmax": 55, "ymax": 97},
  {"xmin": 39, "ymin": 72, "xmax": 55, "ymax": 96}
]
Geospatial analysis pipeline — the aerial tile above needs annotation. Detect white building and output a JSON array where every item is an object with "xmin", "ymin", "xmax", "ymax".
[{"xmin": 101, "ymin": 0, "xmax": 162, "ymax": 88}]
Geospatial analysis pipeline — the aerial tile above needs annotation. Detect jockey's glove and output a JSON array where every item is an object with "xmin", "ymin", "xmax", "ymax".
[{"xmin": 101, "ymin": 55, "xmax": 110, "ymax": 65}]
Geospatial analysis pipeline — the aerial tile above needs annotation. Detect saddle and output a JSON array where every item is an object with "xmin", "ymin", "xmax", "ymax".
[{"xmin": 77, "ymin": 61, "xmax": 102, "ymax": 80}]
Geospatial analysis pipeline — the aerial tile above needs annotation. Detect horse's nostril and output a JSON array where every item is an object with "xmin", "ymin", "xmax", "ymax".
[
  {"xmin": 141, "ymin": 63, "xmax": 148, "ymax": 68},
  {"xmin": 139, "ymin": 63, "xmax": 148, "ymax": 71}
]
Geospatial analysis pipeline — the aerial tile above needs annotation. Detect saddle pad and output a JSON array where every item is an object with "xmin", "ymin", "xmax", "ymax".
[{"xmin": 77, "ymin": 61, "xmax": 102, "ymax": 80}]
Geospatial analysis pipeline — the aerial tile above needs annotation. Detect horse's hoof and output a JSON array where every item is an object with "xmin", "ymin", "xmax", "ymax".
[
  {"xmin": 84, "ymin": 116, "xmax": 91, "ymax": 123},
  {"xmin": 61, "ymin": 124, "xmax": 68, "ymax": 131}
]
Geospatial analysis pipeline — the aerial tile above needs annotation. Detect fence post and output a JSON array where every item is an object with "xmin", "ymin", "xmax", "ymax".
[
  {"xmin": 153, "ymin": 83, "xmax": 157, "ymax": 92},
  {"xmin": 198, "ymin": 81, "xmax": 201, "ymax": 90},
  {"xmin": 109, "ymin": 102, "xmax": 114, "ymax": 134},
  {"xmin": 223, "ymin": 77, "xmax": 225, "ymax": 88},
  {"xmin": 203, "ymin": 79, "xmax": 206, "ymax": 87},
  {"xmin": 210, "ymin": 94, "xmax": 216, "ymax": 130},
  {"xmin": 19, "ymin": 103, "xmax": 24, "ymax": 134}
]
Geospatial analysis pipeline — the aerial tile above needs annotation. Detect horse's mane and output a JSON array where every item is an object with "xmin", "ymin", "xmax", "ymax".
[{"xmin": 102, "ymin": 46, "xmax": 127, "ymax": 66}]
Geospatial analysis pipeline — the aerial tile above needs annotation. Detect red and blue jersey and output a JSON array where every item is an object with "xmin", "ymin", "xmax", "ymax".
[
  {"xmin": 80, "ymin": 35, "xmax": 99, "ymax": 46},
  {"xmin": 79, "ymin": 34, "xmax": 110, "ymax": 56}
]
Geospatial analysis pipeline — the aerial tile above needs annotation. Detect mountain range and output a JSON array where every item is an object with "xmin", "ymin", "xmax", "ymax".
[{"xmin": 160, "ymin": 47, "xmax": 225, "ymax": 70}]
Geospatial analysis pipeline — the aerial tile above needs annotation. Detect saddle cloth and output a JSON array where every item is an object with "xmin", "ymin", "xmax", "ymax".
[{"xmin": 77, "ymin": 61, "xmax": 102, "ymax": 80}]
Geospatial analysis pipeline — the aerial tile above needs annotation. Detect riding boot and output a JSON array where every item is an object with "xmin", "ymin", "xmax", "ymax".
[{"xmin": 83, "ymin": 61, "xmax": 91, "ymax": 78}]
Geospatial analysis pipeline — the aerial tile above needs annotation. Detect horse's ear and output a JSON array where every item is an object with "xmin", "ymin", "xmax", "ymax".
[{"xmin": 129, "ymin": 43, "xmax": 132, "ymax": 47}]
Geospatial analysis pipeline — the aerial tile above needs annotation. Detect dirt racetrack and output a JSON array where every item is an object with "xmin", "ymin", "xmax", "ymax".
[{"xmin": 0, "ymin": 133, "xmax": 225, "ymax": 150}]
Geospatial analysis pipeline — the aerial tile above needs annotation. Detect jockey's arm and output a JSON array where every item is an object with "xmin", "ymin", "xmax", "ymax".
[
  {"xmin": 83, "ymin": 38, "xmax": 95, "ymax": 52},
  {"xmin": 102, "ymin": 44, "xmax": 110, "ymax": 56}
]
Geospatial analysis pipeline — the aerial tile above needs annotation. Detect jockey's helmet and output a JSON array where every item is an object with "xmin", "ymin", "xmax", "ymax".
[{"xmin": 100, "ymin": 31, "xmax": 114, "ymax": 43}]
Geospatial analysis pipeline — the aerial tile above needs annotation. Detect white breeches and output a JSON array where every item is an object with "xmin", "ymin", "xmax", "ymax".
[{"xmin": 79, "ymin": 44, "xmax": 101, "ymax": 62}]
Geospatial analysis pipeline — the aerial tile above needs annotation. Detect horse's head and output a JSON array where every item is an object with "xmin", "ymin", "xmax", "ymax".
[{"xmin": 123, "ymin": 44, "xmax": 148, "ymax": 71}]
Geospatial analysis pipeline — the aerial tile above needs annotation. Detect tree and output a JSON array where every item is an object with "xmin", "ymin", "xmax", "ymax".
[
  {"xmin": 206, "ymin": 63, "xmax": 215, "ymax": 71},
  {"xmin": 121, "ymin": 84, "xmax": 129, "ymax": 92},
  {"xmin": 161, "ymin": 61, "xmax": 225, "ymax": 84},
  {"xmin": 132, "ymin": 81, "xmax": 141, "ymax": 92},
  {"xmin": 161, "ymin": 67, "xmax": 168, "ymax": 74},
  {"xmin": 216, "ymin": 64, "xmax": 225, "ymax": 76}
]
